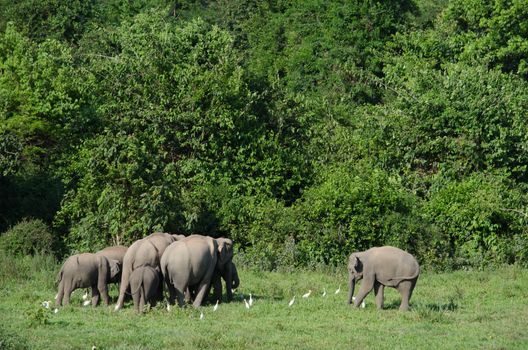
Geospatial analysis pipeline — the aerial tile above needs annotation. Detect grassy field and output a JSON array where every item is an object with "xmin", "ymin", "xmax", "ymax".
[{"xmin": 1, "ymin": 252, "xmax": 527, "ymax": 349}]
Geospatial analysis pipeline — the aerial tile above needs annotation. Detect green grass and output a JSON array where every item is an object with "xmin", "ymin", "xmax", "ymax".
[{"xmin": 1, "ymin": 252, "xmax": 527, "ymax": 349}]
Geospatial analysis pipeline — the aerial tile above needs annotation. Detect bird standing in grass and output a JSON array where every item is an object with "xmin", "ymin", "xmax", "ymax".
[
  {"xmin": 249, "ymin": 293, "xmax": 254, "ymax": 307},
  {"xmin": 322, "ymin": 288, "xmax": 327, "ymax": 297},
  {"xmin": 335, "ymin": 285, "xmax": 341, "ymax": 294},
  {"xmin": 82, "ymin": 290, "xmax": 89, "ymax": 301},
  {"xmin": 244, "ymin": 299, "xmax": 250, "ymax": 309},
  {"xmin": 200, "ymin": 311, "xmax": 204, "ymax": 320},
  {"xmin": 288, "ymin": 296, "xmax": 295, "ymax": 307},
  {"xmin": 302, "ymin": 290, "xmax": 312, "ymax": 298},
  {"xmin": 213, "ymin": 300, "xmax": 219, "ymax": 311}
]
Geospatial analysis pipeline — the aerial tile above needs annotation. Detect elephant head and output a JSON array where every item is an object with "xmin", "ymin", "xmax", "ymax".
[
  {"xmin": 347, "ymin": 253, "xmax": 364, "ymax": 304},
  {"xmin": 215, "ymin": 238, "xmax": 235, "ymax": 300},
  {"xmin": 216, "ymin": 238, "xmax": 234, "ymax": 266}
]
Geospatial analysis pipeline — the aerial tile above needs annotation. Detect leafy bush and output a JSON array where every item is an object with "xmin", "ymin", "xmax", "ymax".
[
  {"xmin": 423, "ymin": 172, "xmax": 526, "ymax": 268},
  {"xmin": 0, "ymin": 218, "xmax": 55, "ymax": 256}
]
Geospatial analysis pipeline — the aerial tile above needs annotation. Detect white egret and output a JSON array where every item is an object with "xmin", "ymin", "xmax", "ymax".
[
  {"xmin": 200, "ymin": 311, "xmax": 204, "ymax": 320},
  {"xmin": 213, "ymin": 300, "xmax": 219, "ymax": 311},
  {"xmin": 302, "ymin": 290, "xmax": 312, "ymax": 298},
  {"xmin": 42, "ymin": 301, "xmax": 50, "ymax": 309},
  {"xmin": 53, "ymin": 308, "xmax": 59, "ymax": 314},
  {"xmin": 244, "ymin": 299, "xmax": 250, "ymax": 309},
  {"xmin": 166, "ymin": 304, "xmax": 171, "ymax": 312},
  {"xmin": 322, "ymin": 288, "xmax": 327, "ymax": 297},
  {"xmin": 83, "ymin": 300, "xmax": 91, "ymax": 306},
  {"xmin": 288, "ymin": 296, "xmax": 295, "ymax": 307},
  {"xmin": 82, "ymin": 290, "xmax": 89, "ymax": 301},
  {"xmin": 335, "ymin": 285, "xmax": 341, "ymax": 294},
  {"xmin": 249, "ymin": 293, "xmax": 254, "ymax": 307}
]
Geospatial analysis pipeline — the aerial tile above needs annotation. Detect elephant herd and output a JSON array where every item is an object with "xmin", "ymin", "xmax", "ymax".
[
  {"xmin": 56, "ymin": 233, "xmax": 420, "ymax": 313},
  {"xmin": 55, "ymin": 232, "xmax": 239, "ymax": 313}
]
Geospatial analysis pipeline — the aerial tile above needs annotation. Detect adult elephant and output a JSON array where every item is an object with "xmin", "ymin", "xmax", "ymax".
[
  {"xmin": 55, "ymin": 253, "xmax": 120, "ymax": 307},
  {"xmin": 114, "ymin": 232, "xmax": 185, "ymax": 311},
  {"xmin": 347, "ymin": 246, "xmax": 420, "ymax": 311},
  {"xmin": 161, "ymin": 235, "xmax": 234, "ymax": 308}
]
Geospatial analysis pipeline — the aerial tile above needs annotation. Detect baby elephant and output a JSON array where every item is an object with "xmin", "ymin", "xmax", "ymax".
[
  {"xmin": 56, "ymin": 253, "xmax": 120, "ymax": 307},
  {"xmin": 348, "ymin": 246, "xmax": 420, "ymax": 311},
  {"xmin": 129, "ymin": 266, "xmax": 160, "ymax": 313}
]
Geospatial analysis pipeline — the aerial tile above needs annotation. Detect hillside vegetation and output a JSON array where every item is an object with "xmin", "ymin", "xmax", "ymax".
[{"xmin": 1, "ymin": 0, "xmax": 527, "ymax": 269}]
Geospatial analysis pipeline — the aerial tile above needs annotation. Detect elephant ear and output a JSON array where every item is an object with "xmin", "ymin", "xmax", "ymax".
[
  {"xmin": 108, "ymin": 259, "xmax": 121, "ymax": 280},
  {"xmin": 217, "ymin": 238, "xmax": 233, "ymax": 264},
  {"xmin": 354, "ymin": 256, "xmax": 363, "ymax": 273}
]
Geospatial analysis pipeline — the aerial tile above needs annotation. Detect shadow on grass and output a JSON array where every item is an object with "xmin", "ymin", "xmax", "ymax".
[{"xmin": 383, "ymin": 298, "xmax": 458, "ymax": 312}]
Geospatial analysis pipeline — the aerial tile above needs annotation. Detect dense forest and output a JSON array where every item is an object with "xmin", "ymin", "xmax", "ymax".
[{"xmin": 1, "ymin": 0, "xmax": 527, "ymax": 270}]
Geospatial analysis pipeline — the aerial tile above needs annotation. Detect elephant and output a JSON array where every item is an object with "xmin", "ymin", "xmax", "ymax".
[
  {"xmin": 190, "ymin": 260, "xmax": 240, "ymax": 303},
  {"xmin": 211, "ymin": 260, "xmax": 240, "ymax": 302},
  {"xmin": 96, "ymin": 245, "xmax": 128, "ymax": 284},
  {"xmin": 129, "ymin": 265, "xmax": 160, "ymax": 313},
  {"xmin": 114, "ymin": 232, "xmax": 185, "ymax": 311},
  {"xmin": 161, "ymin": 235, "xmax": 234, "ymax": 308},
  {"xmin": 55, "ymin": 253, "xmax": 120, "ymax": 307},
  {"xmin": 347, "ymin": 246, "xmax": 420, "ymax": 311}
]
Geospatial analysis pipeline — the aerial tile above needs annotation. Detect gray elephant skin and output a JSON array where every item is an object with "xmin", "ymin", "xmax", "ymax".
[
  {"xmin": 190, "ymin": 260, "xmax": 240, "ymax": 304},
  {"xmin": 114, "ymin": 232, "xmax": 185, "ymax": 310},
  {"xmin": 211, "ymin": 260, "xmax": 240, "ymax": 302},
  {"xmin": 55, "ymin": 253, "xmax": 121, "ymax": 307},
  {"xmin": 348, "ymin": 246, "xmax": 420, "ymax": 311},
  {"xmin": 129, "ymin": 266, "xmax": 160, "ymax": 313},
  {"xmin": 96, "ymin": 245, "xmax": 128, "ymax": 283},
  {"xmin": 161, "ymin": 235, "xmax": 234, "ymax": 307}
]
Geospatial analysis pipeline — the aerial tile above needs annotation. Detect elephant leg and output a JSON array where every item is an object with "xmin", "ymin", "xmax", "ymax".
[
  {"xmin": 354, "ymin": 275, "xmax": 374, "ymax": 308},
  {"xmin": 55, "ymin": 281, "xmax": 65, "ymax": 306},
  {"xmin": 155, "ymin": 272, "xmax": 164, "ymax": 303},
  {"xmin": 139, "ymin": 286, "xmax": 146, "ymax": 313},
  {"xmin": 91, "ymin": 285, "xmax": 100, "ymax": 307},
  {"xmin": 98, "ymin": 284, "xmax": 110, "ymax": 306},
  {"xmin": 192, "ymin": 281, "xmax": 211, "ymax": 308},
  {"xmin": 62, "ymin": 283, "xmax": 73, "ymax": 306},
  {"xmin": 132, "ymin": 287, "xmax": 141, "ymax": 313},
  {"xmin": 212, "ymin": 274, "xmax": 222, "ymax": 303},
  {"xmin": 165, "ymin": 275, "xmax": 177, "ymax": 305},
  {"xmin": 373, "ymin": 281, "xmax": 384, "ymax": 309},
  {"xmin": 397, "ymin": 280, "xmax": 414, "ymax": 311}
]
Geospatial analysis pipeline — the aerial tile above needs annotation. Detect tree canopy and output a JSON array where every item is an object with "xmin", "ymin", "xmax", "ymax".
[{"xmin": 1, "ymin": 0, "xmax": 527, "ymax": 269}]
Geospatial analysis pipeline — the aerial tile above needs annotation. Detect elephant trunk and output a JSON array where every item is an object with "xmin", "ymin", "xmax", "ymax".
[{"xmin": 348, "ymin": 276, "xmax": 355, "ymax": 305}]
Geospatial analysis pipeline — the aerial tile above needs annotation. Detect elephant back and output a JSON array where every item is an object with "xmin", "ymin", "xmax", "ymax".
[{"xmin": 96, "ymin": 245, "xmax": 128, "ymax": 264}]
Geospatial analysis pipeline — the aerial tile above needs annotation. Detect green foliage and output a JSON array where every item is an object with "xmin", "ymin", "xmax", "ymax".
[
  {"xmin": 423, "ymin": 172, "xmax": 526, "ymax": 268},
  {"xmin": 296, "ymin": 162, "xmax": 422, "ymax": 265},
  {"xmin": 1, "ymin": 0, "xmax": 528, "ymax": 270},
  {"xmin": 0, "ymin": 218, "xmax": 55, "ymax": 256},
  {"xmin": 0, "ymin": 0, "xmax": 94, "ymax": 42}
]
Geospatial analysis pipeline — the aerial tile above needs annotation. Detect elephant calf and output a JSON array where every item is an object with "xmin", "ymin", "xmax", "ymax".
[
  {"xmin": 56, "ymin": 253, "xmax": 121, "ymax": 307},
  {"xmin": 348, "ymin": 246, "xmax": 420, "ymax": 311},
  {"xmin": 129, "ymin": 266, "xmax": 160, "ymax": 313}
]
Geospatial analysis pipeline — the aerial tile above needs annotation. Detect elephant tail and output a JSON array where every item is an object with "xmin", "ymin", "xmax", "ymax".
[{"xmin": 56, "ymin": 266, "xmax": 64, "ymax": 285}]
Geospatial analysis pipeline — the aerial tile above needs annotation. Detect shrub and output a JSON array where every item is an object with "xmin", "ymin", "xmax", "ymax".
[{"xmin": 0, "ymin": 218, "xmax": 55, "ymax": 256}]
